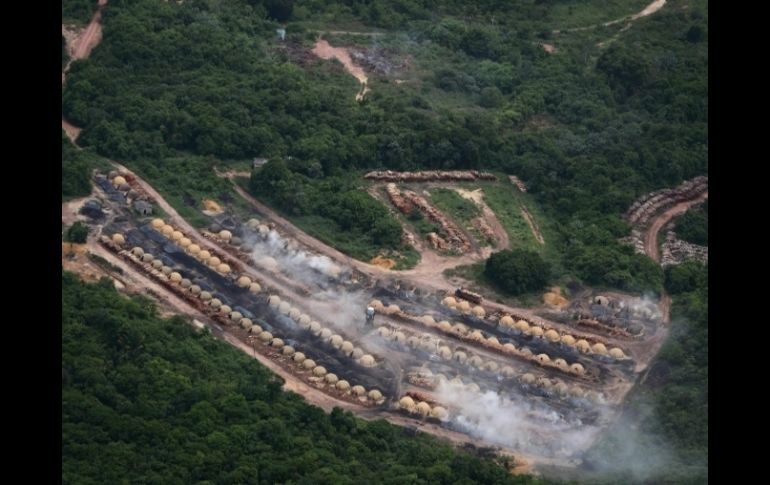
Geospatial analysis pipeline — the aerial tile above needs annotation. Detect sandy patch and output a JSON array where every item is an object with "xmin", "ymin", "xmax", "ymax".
[
  {"xmin": 370, "ymin": 255, "xmax": 396, "ymax": 270},
  {"xmin": 202, "ymin": 198, "xmax": 224, "ymax": 216},
  {"xmin": 543, "ymin": 287, "xmax": 569, "ymax": 309}
]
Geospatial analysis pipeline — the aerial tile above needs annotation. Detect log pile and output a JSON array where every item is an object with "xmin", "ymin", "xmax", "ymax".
[
  {"xmin": 365, "ymin": 170, "xmax": 497, "ymax": 182},
  {"xmin": 625, "ymin": 176, "xmax": 708, "ymax": 227},
  {"xmin": 402, "ymin": 190, "xmax": 472, "ymax": 253}
]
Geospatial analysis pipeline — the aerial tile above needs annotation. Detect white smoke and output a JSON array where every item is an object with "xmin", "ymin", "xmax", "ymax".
[
  {"xmin": 243, "ymin": 228, "xmax": 342, "ymax": 288},
  {"xmin": 625, "ymin": 293, "xmax": 662, "ymax": 321},
  {"xmin": 434, "ymin": 380, "xmax": 605, "ymax": 460}
]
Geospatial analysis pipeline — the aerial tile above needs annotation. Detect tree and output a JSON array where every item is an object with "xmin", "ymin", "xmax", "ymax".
[
  {"xmin": 263, "ymin": 0, "xmax": 293, "ymax": 22},
  {"xmin": 66, "ymin": 222, "xmax": 89, "ymax": 243},
  {"xmin": 484, "ymin": 249, "xmax": 550, "ymax": 295},
  {"xmin": 665, "ymin": 262, "xmax": 707, "ymax": 295},
  {"xmin": 596, "ymin": 45, "xmax": 650, "ymax": 98}
]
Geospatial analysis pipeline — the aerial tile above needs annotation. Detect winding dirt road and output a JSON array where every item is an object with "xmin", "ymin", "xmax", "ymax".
[
  {"xmin": 62, "ymin": 0, "xmax": 108, "ymax": 141},
  {"xmin": 555, "ymin": 0, "xmax": 666, "ymax": 33},
  {"xmin": 643, "ymin": 191, "xmax": 708, "ymax": 263}
]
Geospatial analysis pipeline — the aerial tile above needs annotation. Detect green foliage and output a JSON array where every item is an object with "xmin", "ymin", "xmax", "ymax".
[
  {"xmin": 61, "ymin": 0, "xmax": 707, "ymax": 292},
  {"xmin": 484, "ymin": 249, "xmax": 550, "ymax": 295},
  {"xmin": 263, "ymin": 0, "xmax": 294, "ymax": 22},
  {"xmin": 586, "ymin": 262, "xmax": 708, "ymax": 482},
  {"xmin": 129, "ymin": 156, "xmax": 236, "ymax": 228},
  {"xmin": 429, "ymin": 188, "xmax": 480, "ymax": 223},
  {"xmin": 596, "ymin": 44, "xmax": 650, "ymax": 98},
  {"xmin": 62, "ymin": 132, "xmax": 92, "ymax": 199},
  {"xmin": 664, "ymin": 262, "xmax": 707, "ymax": 295},
  {"xmin": 673, "ymin": 201, "xmax": 707, "ymax": 246},
  {"xmin": 66, "ymin": 222, "xmax": 89, "ymax": 243},
  {"xmin": 477, "ymin": 183, "xmax": 545, "ymax": 253},
  {"xmin": 62, "ymin": 0, "xmax": 98, "ymax": 24},
  {"xmin": 565, "ymin": 238, "xmax": 663, "ymax": 294},
  {"xmin": 249, "ymin": 162, "xmax": 409, "ymax": 263},
  {"xmin": 62, "ymin": 272, "xmax": 545, "ymax": 483},
  {"xmin": 62, "ymin": 35, "xmax": 69, "ymax": 69}
]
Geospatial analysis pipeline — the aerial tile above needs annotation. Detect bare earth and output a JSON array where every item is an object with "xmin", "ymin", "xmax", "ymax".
[
  {"xmin": 520, "ymin": 205, "xmax": 545, "ymax": 245},
  {"xmin": 62, "ymin": 1, "xmax": 108, "ymax": 139},
  {"xmin": 311, "ymin": 39, "xmax": 370, "ymax": 100}
]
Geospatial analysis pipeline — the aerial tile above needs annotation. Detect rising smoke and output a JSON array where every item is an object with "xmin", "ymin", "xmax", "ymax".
[
  {"xmin": 434, "ymin": 380, "xmax": 604, "ymax": 460},
  {"xmin": 242, "ymin": 224, "xmax": 677, "ymax": 481},
  {"xmin": 243, "ymin": 228, "xmax": 342, "ymax": 288}
]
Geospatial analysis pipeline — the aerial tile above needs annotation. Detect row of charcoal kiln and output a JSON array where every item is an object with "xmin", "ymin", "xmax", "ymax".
[
  {"xmin": 374, "ymin": 323, "xmax": 600, "ymax": 403},
  {"xmin": 106, "ymin": 233, "xmax": 385, "ymax": 405},
  {"xmin": 410, "ymin": 368, "xmax": 606, "ymax": 404},
  {"xmin": 436, "ymin": 298, "xmax": 628, "ymax": 360},
  {"xmin": 371, "ymin": 303, "xmax": 590, "ymax": 378}
]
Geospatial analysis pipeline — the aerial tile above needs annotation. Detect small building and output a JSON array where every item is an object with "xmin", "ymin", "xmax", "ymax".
[
  {"xmin": 253, "ymin": 157, "xmax": 268, "ymax": 169},
  {"xmin": 133, "ymin": 200, "xmax": 153, "ymax": 215}
]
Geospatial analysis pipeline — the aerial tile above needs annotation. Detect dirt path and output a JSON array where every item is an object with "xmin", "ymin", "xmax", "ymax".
[
  {"xmin": 555, "ymin": 0, "xmax": 666, "ymax": 33},
  {"xmin": 229, "ymin": 174, "xmax": 488, "ymax": 290},
  {"xmin": 454, "ymin": 188, "xmax": 510, "ymax": 250},
  {"xmin": 229, "ymin": 178, "xmax": 385, "ymax": 275},
  {"xmin": 71, "ymin": 0, "xmax": 107, "ymax": 60},
  {"xmin": 62, "ymin": 0, "xmax": 107, "ymax": 139},
  {"xmin": 62, "ymin": 118, "xmax": 82, "ymax": 143},
  {"xmin": 311, "ymin": 39, "xmax": 370, "ymax": 101},
  {"xmin": 643, "ymin": 191, "xmax": 708, "ymax": 263},
  {"xmin": 520, "ymin": 205, "xmax": 545, "ymax": 245},
  {"xmin": 72, "ymin": 232, "xmax": 545, "ymax": 465},
  {"xmin": 316, "ymin": 30, "xmax": 386, "ymax": 37}
]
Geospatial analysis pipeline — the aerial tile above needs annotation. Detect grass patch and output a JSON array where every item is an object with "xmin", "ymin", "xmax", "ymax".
[
  {"xmin": 427, "ymin": 187, "xmax": 489, "ymax": 246},
  {"xmin": 476, "ymin": 183, "xmax": 537, "ymax": 251},
  {"xmin": 87, "ymin": 253, "xmax": 124, "ymax": 275},
  {"xmin": 429, "ymin": 188, "xmax": 481, "ymax": 222}
]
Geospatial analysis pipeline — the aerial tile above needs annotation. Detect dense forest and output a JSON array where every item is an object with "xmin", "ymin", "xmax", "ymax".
[
  {"xmin": 62, "ymin": 272, "xmax": 547, "ymax": 484},
  {"xmin": 62, "ymin": 0, "xmax": 707, "ymax": 291},
  {"xmin": 584, "ymin": 261, "xmax": 708, "ymax": 483},
  {"xmin": 484, "ymin": 249, "xmax": 551, "ymax": 296}
]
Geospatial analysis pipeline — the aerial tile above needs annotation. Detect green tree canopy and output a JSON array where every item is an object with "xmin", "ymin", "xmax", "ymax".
[{"xmin": 484, "ymin": 249, "xmax": 550, "ymax": 295}]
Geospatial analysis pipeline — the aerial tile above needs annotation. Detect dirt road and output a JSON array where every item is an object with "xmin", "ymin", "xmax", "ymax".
[
  {"xmin": 643, "ymin": 191, "xmax": 708, "ymax": 262},
  {"xmin": 520, "ymin": 205, "xmax": 545, "ymax": 245},
  {"xmin": 311, "ymin": 39, "xmax": 370, "ymax": 100},
  {"xmin": 72, "ymin": 0, "xmax": 107, "ymax": 60},
  {"xmin": 112, "ymin": 164, "xmax": 320, "ymax": 304},
  {"xmin": 556, "ymin": 0, "xmax": 666, "ymax": 33},
  {"xmin": 62, "ymin": 1, "xmax": 107, "ymax": 138},
  {"xmin": 233, "ymin": 178, "xmax": 487, "ymax": 287},
  {"xmin": 317, "ymin": 30, "xmax": 386, "ymax": 37}
]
